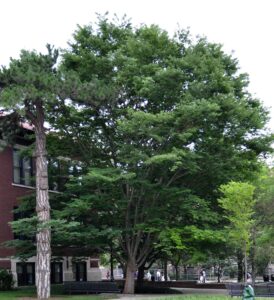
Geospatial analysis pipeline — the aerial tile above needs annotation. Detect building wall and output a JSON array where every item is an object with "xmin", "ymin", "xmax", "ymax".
[
  {"xmin": 63, "ymin": 257, "xmax": 102, "ymax": 282},
  {"xmin": 0, "ymin": 143, "xmax": 102, "ymax": 283},
  {"xmin": 0, "ymin": 145, "xmax": 34, "ymax": 261},
  {"xmin": 11, "ymin": 256, "xmax": 101, "ymax": 286}
]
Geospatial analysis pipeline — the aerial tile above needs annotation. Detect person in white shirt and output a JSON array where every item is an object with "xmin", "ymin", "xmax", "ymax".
[{"xmin": 156, "ymin": 270, "xmax": 161, "ymax": 281}]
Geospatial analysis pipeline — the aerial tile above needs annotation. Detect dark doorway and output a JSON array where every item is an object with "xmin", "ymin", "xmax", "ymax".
[
  {"xmin": 73, "ymin": 262, "xmax": 87, "ymax": 282},
  {"xmin": 16, "ymin": 263, "xmax": 35, "ymax": 286},
  {"xmin": 51, "ymin": 262, "xmax": 63, "ymax": 284}
]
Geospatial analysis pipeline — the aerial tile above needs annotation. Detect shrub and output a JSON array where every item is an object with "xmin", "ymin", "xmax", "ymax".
[{"xmin": 0, "ymin": 268, "xmax": 14, "ymax": 290}]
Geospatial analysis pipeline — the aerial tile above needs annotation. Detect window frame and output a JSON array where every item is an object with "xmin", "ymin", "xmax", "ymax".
[{"xmin": 12, "ymin": 148, "xmax": 34, "ymax": 187}]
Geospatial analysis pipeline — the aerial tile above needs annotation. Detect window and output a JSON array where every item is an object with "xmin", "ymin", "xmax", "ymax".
[
  {"xmin": 51, "ymin": 262, "xmax": 63, "ymax": 284},
  {"xmin": 16, "ymin": 263, "xmax": 35, "ymax": 286},
  {"xmin": 72, "ymin": 262, "xmax": 87, "ymax": 282},
  {"xmin": 13, "ymin": 149, "xmax": 34, "ymax": 186}
]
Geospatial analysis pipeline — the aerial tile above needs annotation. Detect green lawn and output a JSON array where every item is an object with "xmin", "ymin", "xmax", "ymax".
[
  {"xmin": 0, "ymin": 290, "xmax": 270, "ymax": 300},
  {"xmin": 0, "ymin": 286, "xmax": 117, "ymax": 299},
  {"xmin": 160, "ymin": 298, "xmax": 230, "ymax": 300},
  {"xmin": 155, "ymin": 297, "xmax": 271, "ymax": 300}
]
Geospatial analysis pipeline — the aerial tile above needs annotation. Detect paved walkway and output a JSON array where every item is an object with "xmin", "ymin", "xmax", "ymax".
[{"xmin": 110, "ymin": 288, "xmax": 227, "ymax": 300}]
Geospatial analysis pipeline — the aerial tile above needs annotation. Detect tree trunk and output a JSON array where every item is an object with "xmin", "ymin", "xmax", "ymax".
[
  {"xmin": 123, "ymin": 259, "xmax": 136, "ymax": 294},
  {"xmin": 164, "ymin": 259, "xmax": 168, "ymax": 281},
  {"xmin": 244, "ymin": 244, "xmax": 248, "ymax": 283},
  {"xmin": 110, "ymin": 244, "xmax": 114, "ymax": 281},
  {"xmin": 250, "ymin": 229, "xmax": 256, "ymax": 285},
  {"xmin": 137, "ymin": 264, "xmax": 145, "ymax": 286},
  {"xmin": 237, "ymin": 251, "xmax": 244, "ymax": 282},
  {"xmin": 35, "ymin": 117, "xmax": 51, "ymax": 300},
  {"xmin": 175, "ymin": 265, "xmax": 179, "ymax": 281}
]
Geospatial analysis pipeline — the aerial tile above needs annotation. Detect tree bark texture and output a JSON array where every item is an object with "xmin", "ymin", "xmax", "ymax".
[
  {"xmin": 123, "ymin": 259, "xmax": 136, "ymax": 294},
  {"xmin": 34, "ymin": 115, "xmax": 51, "ymax": 300}
]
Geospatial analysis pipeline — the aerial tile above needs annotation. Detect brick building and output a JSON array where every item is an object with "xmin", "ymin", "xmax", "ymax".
[{"xmin": 0, "ymin": 122, "xmax": 101, "ymax": 286}]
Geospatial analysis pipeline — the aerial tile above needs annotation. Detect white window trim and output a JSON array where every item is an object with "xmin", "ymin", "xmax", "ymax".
[{"xmin": 11, "ymin": 183, "xmax": 61, "ymax": 194}]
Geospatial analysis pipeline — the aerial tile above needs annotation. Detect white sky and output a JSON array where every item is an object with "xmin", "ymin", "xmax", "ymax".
[{"xmin": 1, "ymin": 0, "xmax": 274, "ymax": 130}]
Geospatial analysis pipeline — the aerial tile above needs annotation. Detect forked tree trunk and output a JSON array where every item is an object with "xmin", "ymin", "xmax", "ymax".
[
  {"xmin": 34, "ymin": 115, "xmax": 51, "ymax": 300},
  {"xmin": 123, "ymin": 259, "xmax": 136, "ymax": 294}
]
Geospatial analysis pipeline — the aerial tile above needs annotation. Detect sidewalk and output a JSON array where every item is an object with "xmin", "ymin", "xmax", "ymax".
[{"xmin": 110, "ymin": 288, "xmax": 227, "ymax": 300}]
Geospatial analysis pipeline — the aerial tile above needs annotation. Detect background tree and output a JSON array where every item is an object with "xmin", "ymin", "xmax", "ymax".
[
  {"xmin": 218, "ymin": 181, "xmax": 256, "ymax": 283},
  {"xmin": 251, "ymin": 166, "xmax": 274, "ymax": 280}
]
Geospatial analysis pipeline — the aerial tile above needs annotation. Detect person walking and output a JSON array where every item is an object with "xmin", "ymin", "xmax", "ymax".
[
  {"xmin": 202, "ymin": 269, "xmax": 206, "ymax": 283},
  {"xmin": 156, "ymin": 270, "xmax": 161, "ymax": 281}
]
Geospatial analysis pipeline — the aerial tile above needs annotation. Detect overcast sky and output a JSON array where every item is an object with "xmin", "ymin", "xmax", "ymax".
[{"xmin": 1, "ymin": 0, "xmax": 273, "ymax": 129}]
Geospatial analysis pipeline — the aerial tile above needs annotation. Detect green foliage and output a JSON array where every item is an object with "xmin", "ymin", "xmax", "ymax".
[
  {"xmin": 218, "ymin": 181, "xmax": 255, "ymax": 251},
  {"xmin": 52, "ymin": 16, "xmax": 273, "ymax": 277},
  {"xmin": 4, "ymin": 15, "xmax": 273, "ymax": 283},
  {"xmin": 0, "ymin": 269, "xmax": 14, "ymax": 291},
  {"xmin": 0, "ymin": 45, "xmax": 59, "ymax": 112},
  {"xmin": 249, "ymin": 166, "xmax": 274, "ymax": 275}
]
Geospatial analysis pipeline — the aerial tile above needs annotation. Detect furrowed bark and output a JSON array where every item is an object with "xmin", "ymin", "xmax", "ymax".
[
  {"xmin": 123, "ymin": 258, "xmax": 136, "ymax": 294},
  {"xmin": 34, "ymin": 104, "xmax": 51, "ymax": 300}
]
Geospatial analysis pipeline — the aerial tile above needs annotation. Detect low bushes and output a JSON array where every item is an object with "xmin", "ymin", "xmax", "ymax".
[{"xmin": 0, "ymin": 268, "xmax": 14, "ymax": 290}]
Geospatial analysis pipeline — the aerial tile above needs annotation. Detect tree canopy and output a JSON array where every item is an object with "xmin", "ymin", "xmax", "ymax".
[
  {"xmin": 3, "ymin": 15, "xmax": 273, "ymax": 294},
  {"xmin": 50, "ymin": 15, "xmax": 273, "ymax": 293}
]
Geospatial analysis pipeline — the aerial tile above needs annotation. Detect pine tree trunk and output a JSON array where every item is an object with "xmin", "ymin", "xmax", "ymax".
[
  {"xmin": 35, "ymin": 118, "xmax": 51, "ymax": 300},
  {"xmin": 123, "ymin": 259, "xmax": 136, "ymax": 294}
]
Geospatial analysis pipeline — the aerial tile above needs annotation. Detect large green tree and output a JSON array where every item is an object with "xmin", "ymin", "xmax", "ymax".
[
  {"xmin": 50, "ymin": 15, "xmax": 273, "ymax": 293},
  {"xmin": 5, "ymin": 15, "xmax": 273, "ymax": 294}
]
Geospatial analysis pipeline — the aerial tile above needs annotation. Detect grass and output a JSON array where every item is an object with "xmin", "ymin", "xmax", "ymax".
[
  {"xmin": 158, "ymin": 297, "xmax": 229, "ymax": 300},
  {"xmin": 153, "ymin": 297, "xmax": 268, "ymax": 300},
  {"xmin": 0, "ymin": 286, "xmax": 117, "ymax": 299},
  {"xmin": 0, "ymin": 288, "xmax": 270, "ymax": 300}
]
